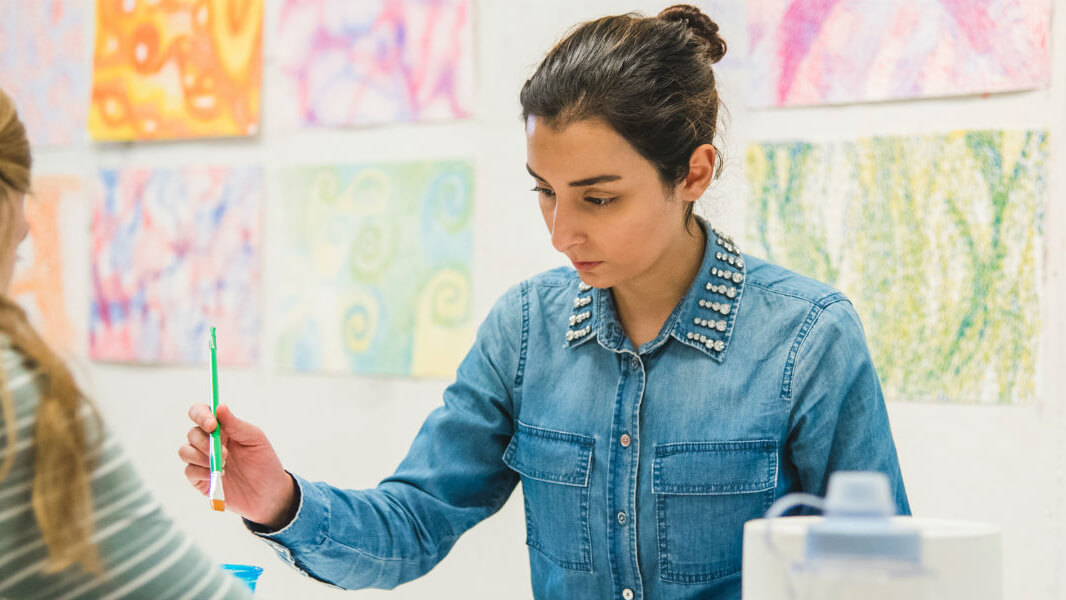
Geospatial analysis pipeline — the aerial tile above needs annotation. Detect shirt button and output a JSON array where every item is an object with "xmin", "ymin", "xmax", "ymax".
[
  {"xmin": 619, "ymin": 433, "xmax": 631, "ymax": 447},
  {"xmin": 617, "ymin": 511, "xmax": 627, "ymax": 525},
  {"xmin": 622, "ymin": 589, "xmax": 634, "ymax": 600},
  {"xmin": 630, "ymin": 356, "xmax": 640, "ymax": 369}
]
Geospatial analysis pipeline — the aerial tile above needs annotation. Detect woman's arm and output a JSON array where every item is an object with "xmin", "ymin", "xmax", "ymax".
[
  {"xmin": 183, "ymin": 284, "xmax": 527, "ymax": 590},
  {"xmin": 784, "ymin": 298, "xmax": 910, "ymax": 515}
]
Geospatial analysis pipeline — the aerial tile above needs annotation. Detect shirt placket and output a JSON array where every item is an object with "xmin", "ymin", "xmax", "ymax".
[{"xmin": 607, "ymin": 348, "xmax": 646, "ymax": 600}]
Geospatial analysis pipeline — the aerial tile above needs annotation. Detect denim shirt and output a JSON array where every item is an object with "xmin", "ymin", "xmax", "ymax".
[{"xmin": 250, "ymin": 219, "xmax": 909, "ymax": 599}]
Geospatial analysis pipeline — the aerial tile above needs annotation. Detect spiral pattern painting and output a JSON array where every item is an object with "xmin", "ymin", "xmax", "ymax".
[
  {"xmin": 747, "ymin": 130, "xmax": 1047, "ymax": 404},
  {"xmin": 88, "ymin": 0, "xmax": 263, "ymax": 140},
  {"xmin": 275, "ymin": 161, "xmax": 474, "ymax": 378}
]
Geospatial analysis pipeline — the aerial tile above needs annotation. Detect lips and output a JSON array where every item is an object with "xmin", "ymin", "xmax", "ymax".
[{"xmin": 571, "ymin": 260, "xmax": 602, "ymax": 270}]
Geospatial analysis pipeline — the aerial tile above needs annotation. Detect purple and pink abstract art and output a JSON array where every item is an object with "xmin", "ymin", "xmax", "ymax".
[
  {"xmin": 0, "ymin": 0, "xmax": 90, "ymax": 147},
  {"xmin": 275, "ymin": 0, "xmax": 473, "ymax": 128},
  {"xmin": 748, "ymin": 0, "xmax": 1051, "ymax": 106},
  {"xmin": 90, "ymin": 167, "xmax": 262, "ymax": 366}
]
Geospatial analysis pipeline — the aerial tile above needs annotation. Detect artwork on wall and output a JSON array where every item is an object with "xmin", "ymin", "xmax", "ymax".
[
  {"xmin": 10, "ymin": 176, "xmax": 81, "ymax": 353},
  {"xmin": 274, "ymin": 160, "xmax": 474, "ymax": 378},
  {"xmin": 89, "ymin": 0, "xmax": 263, "ymax": 141},
  {"xmin": 90, "ymin": 167, "xmax": 263, "ymax": 366},
  {"xmin": 275, "ymin": 0, "xmax": 473, "ymax": 128},
  {"xmin": 748, "ymin": 0, "xmax": 1052, "ymax": 107},
  {"xmin": 746, "ymin": 130, "xmax": 1047, "ymax": 404},
  {"xmin": 0, "ymin": 0, "xmax": 90, "ymax": 147}
]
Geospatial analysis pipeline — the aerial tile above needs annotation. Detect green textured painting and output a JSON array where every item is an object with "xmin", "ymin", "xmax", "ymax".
[
  {"xmin": 747, "ymin": 130, "xmax": 1047, "ymax": 404},
  {"xmin": 275, "ymin": 161, "xmax": 474, "ymax": 378}
]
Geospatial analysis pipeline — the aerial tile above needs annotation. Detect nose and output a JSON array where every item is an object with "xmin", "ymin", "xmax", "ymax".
[{"xmin": 549, "ymin": 196, "xmax": 584, "ymax": 254}]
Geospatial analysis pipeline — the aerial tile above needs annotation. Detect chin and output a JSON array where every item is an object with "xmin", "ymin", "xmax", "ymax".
[{"xmin": 577, "ymin": 272, "xmax": 612, "ymax": 289}]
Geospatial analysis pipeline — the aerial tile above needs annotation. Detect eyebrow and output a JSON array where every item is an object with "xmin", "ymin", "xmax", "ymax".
[{"xmin": 526, "ymin": 165, "xmax": 622, "ymax": 187}]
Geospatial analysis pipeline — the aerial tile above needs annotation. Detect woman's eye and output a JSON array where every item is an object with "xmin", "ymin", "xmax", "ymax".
[
  {"xmin": 586, "ymin": 196, "xmax": 616, "ymax": 206},
  {"xmin": 531, "ymin": 186, "xmax": 556, "ymax": 198}
]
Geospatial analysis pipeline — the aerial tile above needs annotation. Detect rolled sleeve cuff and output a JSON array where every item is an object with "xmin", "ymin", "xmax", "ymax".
[{"xmin": 243, "ymin": 472, "xmax": 329, "ymax": 562}]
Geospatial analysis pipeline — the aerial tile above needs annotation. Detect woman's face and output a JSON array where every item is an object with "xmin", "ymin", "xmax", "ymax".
[
  {"xmin": 525, "ymin": 116, "xmax": 693, "ymax": 290},
  {"xmin": 0, "ymin": 192, "xmax": 29, "ymax": 294}
]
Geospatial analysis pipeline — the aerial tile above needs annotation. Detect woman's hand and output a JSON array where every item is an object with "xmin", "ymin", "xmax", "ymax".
[{"xmin": 179, "ymin": 404, "xmax": 298, "ymax": 530}]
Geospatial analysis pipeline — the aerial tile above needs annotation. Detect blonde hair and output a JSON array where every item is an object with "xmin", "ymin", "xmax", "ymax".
[{"xmin": 0, "ymin": 89, "xmax": 101, "ymax": 574}]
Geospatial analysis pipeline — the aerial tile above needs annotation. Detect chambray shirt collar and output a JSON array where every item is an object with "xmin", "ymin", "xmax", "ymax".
[{"xmin": 563, "ymin": 217, "xmax": 746, "ymax": 361}]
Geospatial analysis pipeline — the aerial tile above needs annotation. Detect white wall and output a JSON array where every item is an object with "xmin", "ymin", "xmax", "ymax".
[{"xmin": 28, "ymin": 1, "xmax": 1066, "ymax": 598}]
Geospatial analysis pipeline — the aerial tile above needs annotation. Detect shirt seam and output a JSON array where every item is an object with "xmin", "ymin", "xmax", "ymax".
[
  {"xmin": 526, "ymin": 270, "xmax": 572, "ymax": 290},
  {"xmin": 745, "ymin": 280, "xmax": 846, "ymax": 308},
  {"xmin": 779, "ymin": 297, "xmax": 851, "ymax": 406},
  {"xmin": 320, "ymin": 533, "xmax": 432, "ymax": 563},
  {"xmin": 515, "ymin": 281, "xmax": 530, "ymax": 390}
]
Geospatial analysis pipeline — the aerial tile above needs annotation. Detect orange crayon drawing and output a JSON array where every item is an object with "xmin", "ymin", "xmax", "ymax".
[
  {"xmin": 89, "ymin": 0, "xmax": 263, "ymax": 141},
  {"xmin": 10, "ymin": 177, "xmax": 78, "ymax": 353}
]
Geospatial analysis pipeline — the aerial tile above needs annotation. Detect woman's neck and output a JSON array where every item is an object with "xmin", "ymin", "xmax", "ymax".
[{"xmin": 611, "ymin": 221, "xmax": 706, "ymax": 348}]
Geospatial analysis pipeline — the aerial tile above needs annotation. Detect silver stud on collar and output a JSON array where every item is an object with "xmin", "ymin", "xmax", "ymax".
[
  {"xmin": 566, "ymin": 325, "xmax": 592, "ymax": 342},
  {"xmin": 569, "ymin": 310, "xmax": 591, "ymax": 326}
]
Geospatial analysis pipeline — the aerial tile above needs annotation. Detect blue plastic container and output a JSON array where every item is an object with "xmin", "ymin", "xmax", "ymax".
[{"xmin": 220, "ymin": 563, "xmax": 264, "ymax": 593}]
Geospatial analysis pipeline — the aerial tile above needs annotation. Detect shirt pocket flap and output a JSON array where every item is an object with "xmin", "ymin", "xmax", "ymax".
[
  {"xmin": 502, "ymin": 421, "xmax": 594, "ymax": 487},
  {"xmin": 652, "ymin": 440, "xmax": 777, "ymax": 495}
]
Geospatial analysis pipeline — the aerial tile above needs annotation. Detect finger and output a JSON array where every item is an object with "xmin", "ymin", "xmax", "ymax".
[
  {"xmin": 184, "ymin": 463, "xmax": 210, "ymax": 490},
  {"xmin": 178, "ymin": 444, "xmax": 210, "ymax": 468},
  {"xmin": 215, "ymin": 404, "xmax": 261, "ymax": 444},
  {"xmin": 188, "ymin": 404, "xmax": 217, "ymax": 433},
  {"xmin": 183, "ymin": 429, "xmax": 229, "ymax": 462},
  {"xmin": 186, "ymin": 426, "xmax": 210, "ymax": 453}
]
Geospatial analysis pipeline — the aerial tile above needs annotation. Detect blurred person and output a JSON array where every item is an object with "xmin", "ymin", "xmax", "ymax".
[{"xmin": 0, "ymin": 88, "xmax": 254, "ymax": 599}]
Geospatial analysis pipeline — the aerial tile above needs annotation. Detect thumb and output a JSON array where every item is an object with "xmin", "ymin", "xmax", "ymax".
[{"xmin": 215, "ymin": 404, "xmax": 260, "ymax": 444}]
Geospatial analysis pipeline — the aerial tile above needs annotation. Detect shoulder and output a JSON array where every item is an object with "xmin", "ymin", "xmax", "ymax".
[
  {"xmin": 487, "ymin": 266, "xmax": 578, "ymax": 317},
  {"xmin": 476, "ymin": 267, "xmax": 581, "ymax": 351},
  {"xmin": 739, "ymin": 255, "xmax": 867, "ymax": 347},
  {"xmin": 525, "ymin": 265, "xmax": 578, "ymax": 293},
  {"xmin": 741, "ymin": 254, "xmax": 848, "ymax": 310}
]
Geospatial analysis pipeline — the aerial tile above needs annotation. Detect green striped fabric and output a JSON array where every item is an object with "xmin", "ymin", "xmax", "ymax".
[{"xmin": 0, "ymin": 345, "xmax": 254, "ymax": 599}]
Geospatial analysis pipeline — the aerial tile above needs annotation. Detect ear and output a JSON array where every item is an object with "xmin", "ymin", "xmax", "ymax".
[{"xmin": 678, "ymin": 144, "xmax": 717, "ymax": 203}]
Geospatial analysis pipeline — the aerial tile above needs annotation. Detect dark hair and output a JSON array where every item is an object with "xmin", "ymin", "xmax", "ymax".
[{"xmin": 520, "ymin": 4, "xmax": 727, "ymax": 225}]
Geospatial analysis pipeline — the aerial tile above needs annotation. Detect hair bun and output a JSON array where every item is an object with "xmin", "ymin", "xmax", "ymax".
[{"xmin": 658, "ymin": 4, "xmax": 727, "ymax": 64}]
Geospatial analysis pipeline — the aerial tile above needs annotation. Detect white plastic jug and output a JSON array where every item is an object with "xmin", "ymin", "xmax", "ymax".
[{"xmin": 761, "ymin": 471, "xmax": 936, "ymax": 600}]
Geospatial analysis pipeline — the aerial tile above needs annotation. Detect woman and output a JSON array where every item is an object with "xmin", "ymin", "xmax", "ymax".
[
  {"xmin": 0, "ymin": 89, "xmax": 254, "ymax": 599},
  {"xmin": 180, "ymin": 6, "xmax": 909, "ymax": 599}
]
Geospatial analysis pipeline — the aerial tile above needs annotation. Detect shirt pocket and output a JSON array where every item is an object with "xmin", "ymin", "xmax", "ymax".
[
  {"xmin": 652, "ymin": 440, "xmax": 778, "ymax": 584},
  {"xmin": 502, "ymin": 420, "xmax": 594, "ymax": 572}
]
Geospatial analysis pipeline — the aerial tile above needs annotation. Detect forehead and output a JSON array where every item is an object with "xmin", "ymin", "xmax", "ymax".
[{"xmin": 525, "ymin": 116, "xmax": 647, "ymax": 178}]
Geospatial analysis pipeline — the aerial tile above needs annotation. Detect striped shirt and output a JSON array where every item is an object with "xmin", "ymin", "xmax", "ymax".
[{"xmin": 0, "ymin": 344, "xmax": 254, "ymax": 599}]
